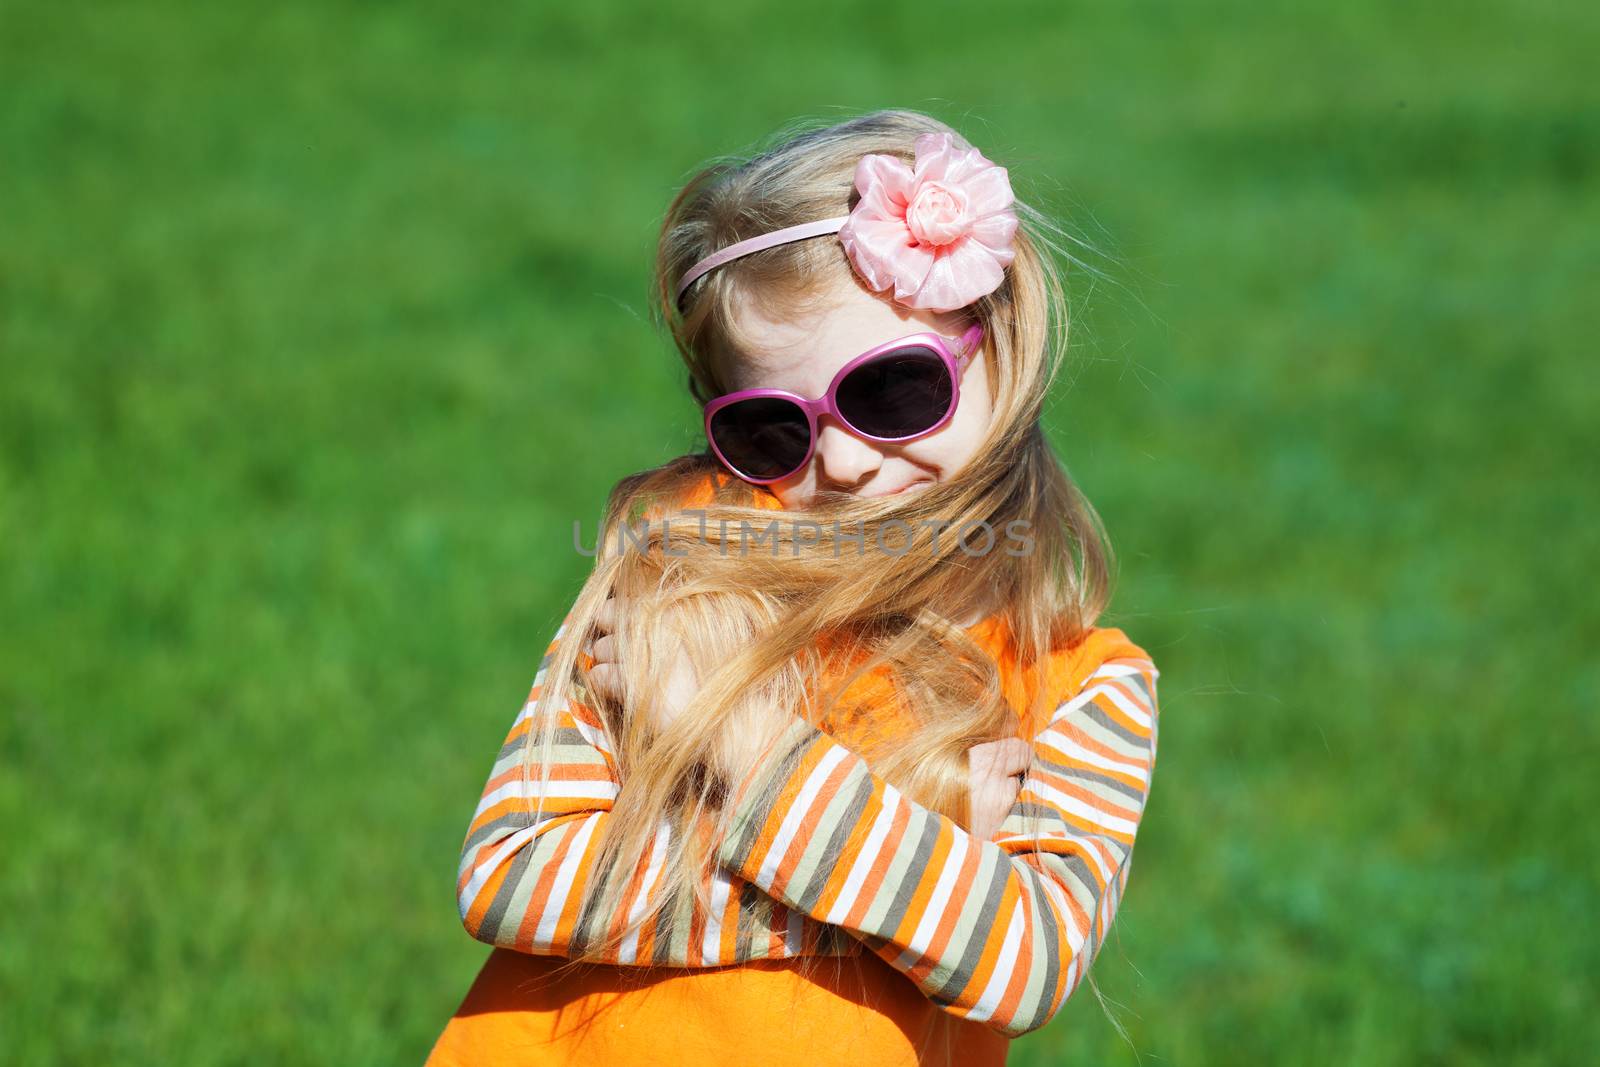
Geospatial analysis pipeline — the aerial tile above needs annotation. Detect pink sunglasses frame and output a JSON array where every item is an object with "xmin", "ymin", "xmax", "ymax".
[{"xmin": 703, "ymin": 321, "xmax": 986, "ymax": 485}]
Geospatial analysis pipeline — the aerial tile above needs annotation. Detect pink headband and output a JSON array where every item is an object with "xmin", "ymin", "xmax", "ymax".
[
  {"xmin": 674, "ymin": 215, "xmax": 850, "ymax": 304},
  {"xmin": 673, "ymin": 132, "xmax": 1020, "ymax": 315}
]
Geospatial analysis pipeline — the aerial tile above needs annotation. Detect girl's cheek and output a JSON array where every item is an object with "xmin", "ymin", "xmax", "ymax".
[{"xmin": 771, "ymin": 471, "xmax": 817, "ymax": 509}]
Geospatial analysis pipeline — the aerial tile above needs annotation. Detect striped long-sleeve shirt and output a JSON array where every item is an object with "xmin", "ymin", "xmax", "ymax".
[{"xmin": 456, "ymin": 612, "xmax": 1161, "ymax": 1038}]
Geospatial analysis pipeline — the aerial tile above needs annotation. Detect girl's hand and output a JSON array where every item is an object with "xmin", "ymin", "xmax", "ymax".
[
  {"xmin": 585, "ymin": 595, "xmax": 700, "ymax": 732},
  {"xmin": 966, "ymin": 737, "xmax": 1033, "ymax": 840},
  {"xmin": 584, "ymin": 596, "xmax": 760, "ymax": 787}
]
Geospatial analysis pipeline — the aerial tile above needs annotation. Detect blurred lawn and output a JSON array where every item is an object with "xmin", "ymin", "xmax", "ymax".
[{"xmin": 2, "ymin": 1, "xmax": 1596, "ymax": 1063}]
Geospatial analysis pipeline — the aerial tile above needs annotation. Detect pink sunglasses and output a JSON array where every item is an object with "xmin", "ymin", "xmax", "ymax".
[{"xmin": 703, "ymin": 322, "xmax": 985, "ymax": 485}]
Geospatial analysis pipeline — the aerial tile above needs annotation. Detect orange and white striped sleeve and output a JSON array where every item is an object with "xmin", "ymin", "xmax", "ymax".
[
  {"xmin": 715, "ymin": 631, "xmax": 1161, "ymax": 1038},
  {"xmin": 454, "ymin": 613, "xmax": 856, "ymax": 966},
  {"xmin": 453, "ymin": 613, "xmax": 628, "ymax": 957}
]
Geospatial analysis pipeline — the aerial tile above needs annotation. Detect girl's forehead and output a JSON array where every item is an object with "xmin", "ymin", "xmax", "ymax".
[
  {"xmin": 729, "ymin": 282, "xmax": 951, "ymax": 388},
  {"xmin": 732, "ymin": 317, "xmax": 872, "ymax": 390}
]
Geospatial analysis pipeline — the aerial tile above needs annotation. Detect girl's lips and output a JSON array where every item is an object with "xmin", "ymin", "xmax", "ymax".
[{"xmin": 867, "ymin": 479, "xmax": 934, "ymax": 499}]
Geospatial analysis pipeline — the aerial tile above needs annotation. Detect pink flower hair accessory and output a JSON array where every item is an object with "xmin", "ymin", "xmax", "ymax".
[
  {"xmin": 836, "ymin": 132, "xmax": 1019, "ymax": 312},
  {"xmin": 672, "ymin": 131, "xmax": 1019, "ymax": 314}
]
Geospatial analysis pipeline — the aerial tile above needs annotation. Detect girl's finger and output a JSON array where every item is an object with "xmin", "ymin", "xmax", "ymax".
[
  {"xmin": 588, "ymin": 662, "xmax": 623, "ymax": 701},
  {"xmin": 995, "ymin": 738, "xmax": 1033, "ymax": 777},
  {"xmin": 591, "ymin": 633, "xmax": 616, "ymax": 665},
  {"xmin": 967, "ymin": 741, "xmax": 1005, "ymax": 780},
  {"xmin": 594, "ymin": 595, "xmax": 621, "ymax": 636},
  {"xmin": 979, "ymin": 777, "xmax": 1017, "ymax": 809},
  {"xmin": 977, "ymin": 769, "xmax": 1023, "ymax": 802},
  {"xmin": 967, "ymin": 737, "xmax": 1034, "ymax": 779}
]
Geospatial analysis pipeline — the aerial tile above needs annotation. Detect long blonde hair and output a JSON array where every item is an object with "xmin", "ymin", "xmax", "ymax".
[{"xmin": 522, "ymin": 109, "xmax": 1115, "ymax": 979}]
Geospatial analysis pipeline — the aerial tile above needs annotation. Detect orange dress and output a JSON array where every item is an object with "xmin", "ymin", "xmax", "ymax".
[{"xmin": 425, "ymin": 476, "xmax": 1161, "ymax": 1066}]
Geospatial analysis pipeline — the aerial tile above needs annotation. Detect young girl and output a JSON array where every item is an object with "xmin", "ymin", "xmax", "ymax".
[{"xmin": 425, "ymin": 110, "xmax": 1161, "ymax": 1066}]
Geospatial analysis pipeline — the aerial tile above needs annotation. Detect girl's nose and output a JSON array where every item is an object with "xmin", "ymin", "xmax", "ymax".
[{"xmin": 813, "ymin": 418, "xmax": 884, "ymax": 490}]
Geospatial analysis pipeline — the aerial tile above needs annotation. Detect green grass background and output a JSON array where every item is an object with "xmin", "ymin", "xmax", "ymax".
[{"xmin": 3, "ymin": 1, "xmax": 1595, "ymax": 1063}]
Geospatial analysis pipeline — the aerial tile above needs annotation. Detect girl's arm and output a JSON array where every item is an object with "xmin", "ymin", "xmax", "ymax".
[
  {"xmin": 455, "ymin": 614, "xmax": 848, "ymax": 965},
  {"xmin": 715, "ymin": 635, "xmax": 1161, "ymax": 1038}
]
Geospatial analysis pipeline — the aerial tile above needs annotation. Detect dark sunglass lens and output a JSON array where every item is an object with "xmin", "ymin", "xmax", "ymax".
[
  {"xmin": 708, "ymin": 397, "xmax": 811, "ymax": 479},
  {"xmin": 835, "ymin": 347, "xmax": 954, "ymax": 438}
]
